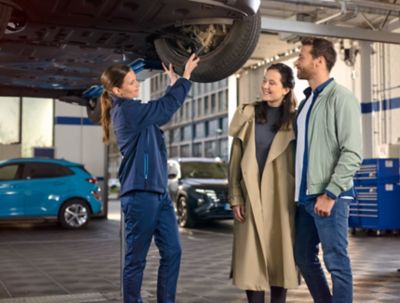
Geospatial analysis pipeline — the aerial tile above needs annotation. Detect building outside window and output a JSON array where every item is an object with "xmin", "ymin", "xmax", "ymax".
[
  {"xmin": 193, "ymin": 143, "xmax": 202, "ymax": 157},
  {"xmin": 204, "ymin": 96, "xmax": 209, "ymax": 115},
  {"xmin": 150, "ymin": 74, "xmax": 231, "ymax": 160},
  {"xmin": 180, "ymin": 144, "xmax": 190, "ymax": 157},
  {"xmin": 204, "ymin": 141, "xmax": 216, "ymax": 157}
]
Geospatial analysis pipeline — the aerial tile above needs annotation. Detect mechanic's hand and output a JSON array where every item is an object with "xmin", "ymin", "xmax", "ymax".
[
  {"xmin": 183, "ymin": 53, "xmax": 200, "ymax": 80},
  {"xmin": 162, "ymin": 62, "xmax": 177, "ymax": 86},
  {"xmin": 232, "ymin": 204, "xmax": 245, "ymax": 223},
  {"xmin": 314, "ymin": 194, "xmax": 336, "ymax": 217}
]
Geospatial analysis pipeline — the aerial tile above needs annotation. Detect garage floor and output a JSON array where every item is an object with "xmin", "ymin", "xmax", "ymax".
[{"xmin": 0, "ymin": 200, "xmax": 399, "ymax": 303}]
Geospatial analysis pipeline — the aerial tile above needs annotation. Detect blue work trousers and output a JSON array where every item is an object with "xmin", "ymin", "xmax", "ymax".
[
  {"xmin": 121, "ymin": 191, "xmax": 181, "ymax": 303},
  {"xmin": 294, "ymin": 198, "xmax": 353, "ymax": 303}
]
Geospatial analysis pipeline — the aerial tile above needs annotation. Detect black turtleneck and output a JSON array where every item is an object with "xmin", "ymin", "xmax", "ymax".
[{"xmin": 255, "ymin": 103, "xmax": 281, "ymax": 178}]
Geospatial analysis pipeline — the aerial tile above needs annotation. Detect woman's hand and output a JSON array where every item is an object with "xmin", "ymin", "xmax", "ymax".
[
  {"xmin": 183, "ymin": 53, "xmax": 200, "ymax": 80},
  {"xmin": 232, "ymin": 204, "xmax": 245, "ymax": 223},
  {"xmin": 162, "ymin": 62, "xmax": 177, "ymax": 86}
]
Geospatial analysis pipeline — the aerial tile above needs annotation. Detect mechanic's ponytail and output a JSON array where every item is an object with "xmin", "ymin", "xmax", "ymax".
[
  {"xmin": 100, "ymin": 64, "xmax": 131, "ymax": 144},
  {"xmin": 100, "ymin": 91, "xmax": 112, "ymax": 144}
]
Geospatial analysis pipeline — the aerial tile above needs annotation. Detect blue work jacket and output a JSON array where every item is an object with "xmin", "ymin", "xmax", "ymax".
[{"xmin": 111, "ymin": 78, "xmax": 192, "ymax": 196}]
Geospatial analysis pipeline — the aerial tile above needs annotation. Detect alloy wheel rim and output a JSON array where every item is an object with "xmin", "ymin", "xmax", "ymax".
[
  {"xmin": 64, "ymin": 204, "xmax": 88, "ymax": 227},
  {"xmin": 177, "ymin": 198, "xmax": 188, "ymax": 226}
]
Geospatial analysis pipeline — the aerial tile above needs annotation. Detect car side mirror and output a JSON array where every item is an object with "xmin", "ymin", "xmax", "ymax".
[{"xmin": 168, "ymin": 173, "xmax": 177, "ymax": 179}]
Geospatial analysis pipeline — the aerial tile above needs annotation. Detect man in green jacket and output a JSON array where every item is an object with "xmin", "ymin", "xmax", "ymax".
[{"xmin": 293, "ymin": 37, "xmax": 363, "ymax": 303}]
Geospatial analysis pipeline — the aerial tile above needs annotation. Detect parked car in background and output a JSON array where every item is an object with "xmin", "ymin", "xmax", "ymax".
[
  {"xmin": 0, "ymin": 0, "xmax": 260, "ymax": 123},
  {"xmin": 0, "ymin": 158, "xmax": 102, "ymax": 229},
  {"xmin": 167, "ymin": 157, "xmax": 232, "ymax": 228}
]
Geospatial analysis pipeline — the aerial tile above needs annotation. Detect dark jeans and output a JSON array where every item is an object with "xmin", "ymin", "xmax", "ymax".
[
  {"xmin": 121, "ymin": 191, "xmax": 181, "ymax": 303},
  {"xmin": 246, "ymin": 287, "xmax": 287, "ymax": 303},
  {"xmin": 294, "ymin": 198, "xmax": 353, "ymax": 303}
]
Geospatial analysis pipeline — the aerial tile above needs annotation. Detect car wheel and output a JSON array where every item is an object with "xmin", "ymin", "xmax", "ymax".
[
  {"xmin": 0, "ymin": 4, "xmax": 12, "ymax": 39},
  {"xmin": 176, "ymin": 196, "xmax": 195, "ymax": 228},
  {"xmin": 59, "ymin": 199, "xmax": 91, "ymax": 229},
  {"xmin": 86, "ymin": 98, "xmax": 101, "ymax": 125},
  {"xmin": 154, "ymin": 12, "xmax": 261, "ymax": 83}
]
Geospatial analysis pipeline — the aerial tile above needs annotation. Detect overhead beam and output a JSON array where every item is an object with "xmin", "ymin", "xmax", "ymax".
[{"xmin": 261, "ymin": 17, "xmax": 400, "ymax": 44}]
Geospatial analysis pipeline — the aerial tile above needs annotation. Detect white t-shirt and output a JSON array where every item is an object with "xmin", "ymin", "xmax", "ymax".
[{"xmin": 295, "ymin": 93, "xmax": 314, "ymax": 202}]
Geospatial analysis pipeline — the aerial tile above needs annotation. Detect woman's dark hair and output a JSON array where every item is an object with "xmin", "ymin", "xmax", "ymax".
[
  {"xmin": 255, "ymin": 63, "xmax": 296, "ymax": 130},
  {"xmin": 100, "ymin": 64, "xmax": 131, "ymax": 144}
]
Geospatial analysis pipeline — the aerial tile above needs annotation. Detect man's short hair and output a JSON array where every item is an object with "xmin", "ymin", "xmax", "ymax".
[{"xmin": 301, "ymin": 37, "xmax": 337, "ymax": 71}]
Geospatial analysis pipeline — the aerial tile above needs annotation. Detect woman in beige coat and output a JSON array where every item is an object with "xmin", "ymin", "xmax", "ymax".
[{"xmin": 228, "ymin": 63, "xmax": 298, "ymax": 303}]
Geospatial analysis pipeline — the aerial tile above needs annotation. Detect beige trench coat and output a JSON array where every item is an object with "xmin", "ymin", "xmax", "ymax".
[{"xmin": 228, "ymin": 102, "xmax": 299, "ymax": 290}]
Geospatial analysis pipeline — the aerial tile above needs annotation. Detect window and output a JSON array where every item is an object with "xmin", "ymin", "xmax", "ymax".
[
  {"xmin": 169, "ymin": 146, "xmax": 179, "ymax": 158},
  {"xmin": 197, "ymin": 98, "xmax": 202, "ymax": 117},
  {"xmin": 204, "ymin": 96, "xmax": 209, "ymax": 114},
  {"xmin": 222, "ymin": 117, "xmax": 228, "ymax": 134},
  {"xmin": 180, "ymin": 144, "xmax": 190, "ymax": 157},
  {"xmin": 180, "ymin": 161, "xmax": 227, "ymax": 179},
  {"xmin": 211, "ymin": 94, "xmax": 216, "ymax": 113},
  {"xmin": 164, "ymin": 130, "xmax": 170, "ymax": 144},
  {"xmin": 22, "ymin": 98, "xmax": 53, "ymax": 157},
  {"xmin": 204, "ymin": 141, "xmax": 216, "ymax": 157},
  {"xmin": 193, "ymin": 143, "xmax": 202, "ymax": 157},
  {"xmin": 196, "ymin": 123, "xmax": 204, "ymax": 138},
  {"xmin": 173, "ymin": 129, "xmax": 180, "ymax": 143},
  {"xmin": 0, "ymin": 97, "xmax": 21, "ymax": 144},
  {"xmin": 224, "ymin": 89, "xmax": 228, "ymax": 110},
  {"xmin": 185, "ymin": 102, "xmax": 190, "ymax": 121},
  {"xmin": 220, "ymin": 139, "xmax": 229, "ymax": 160},
  {"xmin": 180, "ymin": 127, "xmax": 184, "ymax": 141},
  {"xmin": 183, "ymin": 126, "xmax": 191, "ymax": 141},
  {"xmin": 192, "ymin": 124, "xmax": 196, "ymax": 139},
  {"xmin": 22, "ymin": 163, "xmax": 73, "ymax": 179},
  {"xmin": 205, "ymin": 121, "xmax": 209, "ymax": 137},
  {"xmin": 0, "ymin": 164, "xmax": 21, "ymax": 181},
  {"xmin": 218, "ymin": 91, "xmax": 225, "ymax": 112}
]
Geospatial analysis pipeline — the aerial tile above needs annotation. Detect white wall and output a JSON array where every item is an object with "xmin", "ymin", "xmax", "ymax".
[{"xmin": 54, "ymin": 101, "xmax": 105, "ymax": 178}]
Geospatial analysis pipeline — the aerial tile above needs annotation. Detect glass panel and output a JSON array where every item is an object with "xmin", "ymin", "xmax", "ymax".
[
  {"xmin": 169, "ymin": 146, "xmax": 179, "ymax": 158},
  {"xmin": 196, "ymin": 123, "xmax": 204, "ymax": 138},
  {"xmin": 180, "ymin": 161, "xmax": 227, "ymax": 179},
  {"xmin": 180, "ymin": 144, "xmax": 190, "ymax": 157},
  {"xmin": 184, "ymin": 126, "xmax": 191, "ymax": 141},
  {"xmin": 211, "ymin": 94, "xmax": 216, "ymax": 113},
  {"xmin": 0, "ymin": 164, "xmax": 20, "ymax": 181},
  {"xmin": 204, "ymin": 141, "xmax": 216, "ymax": 157},
  {"xmin": 193, "ymin": 143, "xmax": 202, "ymax": 157},
  {"xmin": 23, "ymin": 162, "xmax": 71, "ymax": 179},
  {"xmin": 204, "ymin": 96, "xmax": 209, "ymax": 115},
  {"xmin": 0, "ymin": 97, "xmax": 20, "ymax": 144},
  {"xmin": 22, "ymin": 98, "xmax": 53, "ymax": 157},
  {"xmin": 197, "ymin": 98, "xmax": 202, "ymax": 117}
]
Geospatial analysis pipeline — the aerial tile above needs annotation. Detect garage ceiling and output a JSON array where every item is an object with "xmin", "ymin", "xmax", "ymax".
[{"xmin": 246, "ymin": 0, "xmax": 400, "ymax": 69}]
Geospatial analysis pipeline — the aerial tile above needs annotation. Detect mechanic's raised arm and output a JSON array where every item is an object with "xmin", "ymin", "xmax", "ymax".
[{"xmin": 136, "ymin": 54, "xmax": 200, "ymax": 127}]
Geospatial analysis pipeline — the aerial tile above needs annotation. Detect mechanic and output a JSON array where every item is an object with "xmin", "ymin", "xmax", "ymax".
[{"xmin": 100, "ymin": 54, "xmax": 199, "ymax": 303}]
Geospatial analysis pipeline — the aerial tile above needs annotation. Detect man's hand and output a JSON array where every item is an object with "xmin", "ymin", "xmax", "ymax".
[
  {"xmin": 314, "ymin": 194, "xmax": 336, "ymax": 217},
  {"xmin": 162, "ymin": 62, "xmax": 177, "ymax": 86},
  {"xmin": 232, "ymin": 204, "xmax": 245, "ymax": 223}
]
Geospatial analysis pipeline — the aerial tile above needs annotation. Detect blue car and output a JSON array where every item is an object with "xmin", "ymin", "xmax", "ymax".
[{"xmin": 0, "ymin": 158, "xmax": 102, "ymax": 229}]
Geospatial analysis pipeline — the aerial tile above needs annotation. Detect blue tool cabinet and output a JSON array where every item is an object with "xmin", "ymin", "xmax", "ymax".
[{"xmin": 349, "ymin": 158, "xmax": 400, "ymax": 232}]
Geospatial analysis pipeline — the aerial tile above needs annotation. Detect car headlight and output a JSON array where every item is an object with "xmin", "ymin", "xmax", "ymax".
[{"xmin": 194, "ymin": 188, "xmax": 220, "ymax": 203}]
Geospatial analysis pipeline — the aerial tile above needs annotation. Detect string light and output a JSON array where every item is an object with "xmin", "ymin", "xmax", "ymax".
[{"xmin": 237, "ymin": 46, "xmax": 301, "ymax": 76}]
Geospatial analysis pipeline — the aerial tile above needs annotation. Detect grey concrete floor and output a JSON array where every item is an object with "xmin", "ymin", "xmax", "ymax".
[{"xmin": 0, "ymin": 200, "xmax": 399, "ymax": 303}]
